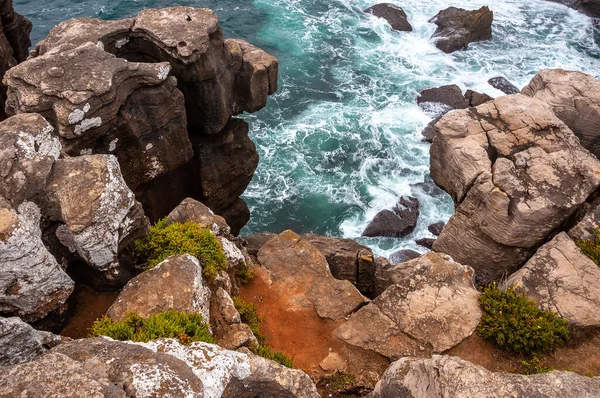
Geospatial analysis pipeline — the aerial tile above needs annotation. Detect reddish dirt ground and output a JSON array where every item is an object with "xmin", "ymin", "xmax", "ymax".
[{"xmin": 60, "ymin": 285, "xmax": 119, "ymax": 339}]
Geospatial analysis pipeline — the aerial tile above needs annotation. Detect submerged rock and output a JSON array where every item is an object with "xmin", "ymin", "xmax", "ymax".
[
  {"xmin": 488, "ymin": 76, "xmax": 520, "ymax": 94},
  {"xmin": 363, "ymin": 196, "xmax": 419, "ymax": 238},
  {"xmin": 365, "ymin": 4, "xmax": 413, "ymax": 32},
  {"xmin": 430, "ymin": 6, "xmax": 493, "ymax": 53}
]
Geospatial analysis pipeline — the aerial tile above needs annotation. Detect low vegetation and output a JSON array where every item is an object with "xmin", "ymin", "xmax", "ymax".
[
  {"xmin": 233, "ymin": 297, "xmax": 294, "ymax": 368},
  {"xmin": 520, "ymin": 357, "xmax": 554, "ymax": 375},
  {"xmin": 575, "ymin": 227, "xmax": 600, "ymax": 266},
  {"xmin": 133, "ymin": 219, "xmax": 227, "ymax": 279},
  {"xmin": 236, "ymin": 262, "xmax": 255, "ymax": 285},
  {"xmin": 89, "ymin": 311, "xmax": 215, "ymax": 345},
  {"xmin": 477, "ymin": 283, "xmax": 570, "ymax": 356}
]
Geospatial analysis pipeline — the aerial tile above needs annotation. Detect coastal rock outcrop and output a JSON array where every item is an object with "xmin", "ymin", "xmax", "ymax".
[
  {"xmin": 417, "ymin": 84, "xmax": 469, "ymax": 110},
  {"xmin": 431, "ymin": 94, "xmax": 600, "ymax": 284},
  {"xmin": 371, "ymin": 355, "xmax": 600, "ymax": 398},
  {"xmin": 488, "ymin": 76, "xmax": 520, "ymax": 94},
  {"xmin": 389, "ymin": 249, "xmax": 421, "ymax": 265},
  {"xmin": 365, "ymin": 4, "xmax": 413, "ymax": 32},
  {"xmin": 363, "ymin": 196, "xmax": 419, "ymax": 238},
  {"xmin": 522, "ymin": 69, "xmax": 600, "ymax": 160},
  {"xmin": 429, "ymin": 6, "xmax": 493, "ymax": 53},
  {"xmin": 547, "ymin": 0, "xmax": 600, "ymax": 18}
]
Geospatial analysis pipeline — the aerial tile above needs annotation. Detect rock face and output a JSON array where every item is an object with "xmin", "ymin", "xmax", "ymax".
[
  {"xmin": 363, "ymin": 196, "xmax": 419, "ymax": 238},
  {"xmin": 0, "ymin": 316, "xmax": 57, "ymax": 366},
  {"xmin": 431, "ymin": 94, "xmax": 600, "ymax": 284},
  {"xmin": 417, "ymin": 84, "xmax": 469, "ymax": 110},
  {"xmin": 488, "ymin": 76, "xmax": 520, "ymax": 94},
  {"xmin": 547, "ymin": 0, "xmax": 600, "ymax": 17},
  {"xmin": 389, "ymin": 249, "xmax": 421, "ymax": 265},
  {"xmin": 365, "ymin": 4, "xmax": 413, "ymax": 32},
  {"xmin": 504, "ymin": 233, "xmax": 600, "ymax": 327},
  {"xmin": 335, "ymin": 252, "xmax": 481, "ymax": 360},
  {"xmin": 371, "ymin": 355, "xmax": 600, "ymax": 398},
  {"xmin": 464, "ymin": 89, "xmax": 494, "ymax": 106},
  {"xmin": 522, "ymin": 69, "xmax": 600, "ymax": 160},
  {"xmin": 569, "ymin": 197, "xmax": 600, "ymax": 242},
  {"xmin": 166, "ymin": 197, "xmax": 232, "ymax": 238},
  {"xmin": 0, "ymin": 337, "xmax": 319, "ymax": 398},
  {"xmin": 429, "ymin": 6, "xmax": 493, "ymax": 53},
  {"xmin": 258, "ymin": 230, "xmax": 368, "ymax": 320},
  {"xmin": 106, "ymin": 254, "xmax": 212, "ymax": 323}
]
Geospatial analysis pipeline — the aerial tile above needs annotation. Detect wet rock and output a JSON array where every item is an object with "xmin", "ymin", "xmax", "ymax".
[
  {"xmin": 363, "ymin": 197, "xmax": 419, "ymax": 238},
  {"xmin": 0, "ymin": 316, "xmax": 60, "ymax": 366},
  {"xmin": 258, "ymin": 230, "xmax": 368, "ymax": 320},
  {"xmin": 0, "ymin": 200, "xmax": 74, "ymax": 322},
  {"xmin": 371, "ymin": 355, "xmax": 600, "ymax": 398},
  {"xmin": 415, "ymin": 237, "xmax": 435, "ymax": 249},
  {"xmin": 488, "ymin": 76, "xmax": 520, "ymax": 94},
  {"xmin": 430, "ymin": 94, "xmax": 600, "ymax": 284},
  {"xmin": 389, "ymin": 249, "xmax": 421, "ymax": 265},
  {"xmin": 428, "ymin": 221, "xmax": 445, "ymax": 236},
  {"xmin": 504, "ymin": 233, "xmax": 600, "ymax": 327},
  {"xmin": 429, "ymin": 6, "xmax": 493, "ymax": 53},
  {"xmin": 364, "ymin": 4, "xmax": 413, "ymax": 32},
  {"xmin": 417, "ymin": 84, "xmax": 469, "ymax": 110},
  {"xmin": 166, "ymin": 197, "xmax": 232, "ymax": 238},
  {"xmin": 522, "ymin": 69, "xmax": 600, "ymax": 160},
  {"xmin": 302, "ymin": 233, "xmax": 376, "ymax": 296},
  {"xmin": 335, "ymin": 252, "xmax": 481, "ymax": 360},
  {"xmin": 464, "ymin": 89, "xmax": 494, "ymax": 106},
  {"xmin": 107, "ymin": 254, "xmax": 211, "ymax": 323},
  {"xmin": 421, "ymin": 117, "xmax": 440, "ymax": 143}
]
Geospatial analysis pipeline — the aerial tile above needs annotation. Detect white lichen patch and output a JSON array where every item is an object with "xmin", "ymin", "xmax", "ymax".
[
  {"xmin": 157, "ymin": 65, "xmax": 170, "ymax": 80},
  {"xmin": 145, "ymin": 143, "xmax": 153, "ymax": 150},
  {"xmin": 115, "ymin": 37, "xmax": 130, "ymax": 49},
  {"xmin": 218, "ymin": 237, "xmax": 246, "ymax": 267},
  {"xmin": 144, "ymin": 157, "xmax": 164, "ymax": 180},
  {"xmin": 79, "ymin": 148, "xmax": 93, "ymax": 155},
  {"xmin": 74, "ymin": 117, "xmax": 102, "ymax": 135},
  {"xmin": 189, "ymin": 255, "xmax": 212, "ymax": 323},
  {"xmin": 108, "ymin": 138, "xmax": 118, "ymax": 152},
  {"xmin": 130, "ymin": 363, "xmax": 196, "ymax": 398},
  {"xmin": 68, "ymin": 109, "xmax": 85, "ymax": 125}
]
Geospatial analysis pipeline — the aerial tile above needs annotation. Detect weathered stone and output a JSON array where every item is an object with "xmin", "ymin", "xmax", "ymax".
[
  {"xmin": 363, "ymin": 196, "xmax": 419, "ymax": 238},
  {"xmin": 429, "ymin": 6, "xmax": 493, "ymax": 53},
  {"xmin": 371, "ymin": 355, "xmax": 600, "ymax": 398},
  {"xmin": 0, "ymin": 200, "xmax": 74, "ymax": 322},
  {"xmin": 107, "ymin": 254, "xmax": 211, "ymax": 323},
  {"xmin": 569, "ymin": 197, "xmax": 600, "ymax": 241},
  {"xmin": 217, "ymin": 323, "xmax": 258, "ymax": 350},
  {"xmin": 364, "ymin": 4, "xmax": 413, "ymax": 32},
  {"xmin": 422, "ymin": 117, "xmax": 440, "ymax": 143},
  {"xmin": 465, "ymin": 89, "xmax": 494, "ymax": 106},
  {"xmin": 415, "ymin": 237, "xmax": 435, "ymax": 249},
  {"xmin": 335, "ymin": 252, "xmax": 480, "ymax": 360},
  {"xmin": 522, "ymin": 69, "xmax": 600, "ymax": 160},
  {"xmin": 389, "ymin": 249, "xmax": 421, "ymax": 265},
  {"xmin": 488, "ymin": 76, "xmax": 520, "ymax": 94},
  {"xmin": 545, "ymin": 0, "xmax": 600, "ymax": 18},
  {"xmin": 0, "ymin": 316, "xmax": 56, "ymax": 366},
  {"xmin": 504, "ymin": 232, "xmax": 600, "ymax": 327},
  {"xmin": 258, "ymin": 230, "xmax": 368, "ymax": 320},
  {"xmin": 211, "ymin": 287, "xmax": 241, "ymax": 330},
  {"xmin": 417, "ymin": 84, "xmax": 469, "ymax": 110},
  {"xmin": 373, "ymin": 256, "xmax": 394, "ymax": 298},
  {"xmin": 243, "ymin": 233, "xmax": 276, "ymax": 257},
  {"xmin": 428, "ymin": 222, "xmax": 445, "ymax": 236},
  {"xmin": 431, "ymin": 94, "xmax": 600, "ymax": 284},
  {"xmin": 166, "ymin": 197, "xmax": 231, "ymax": 237}
]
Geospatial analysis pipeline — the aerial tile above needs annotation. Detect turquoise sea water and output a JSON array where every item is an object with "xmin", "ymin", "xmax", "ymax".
[{"xmin": 15, "ymin": 0, "xmax": 600, "ymax": 257}]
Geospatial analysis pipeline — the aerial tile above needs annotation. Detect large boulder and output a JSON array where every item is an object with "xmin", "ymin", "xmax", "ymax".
[
  {"xmin": 569, "ymin": 196, "xmax": 600, "ymax": 241},
  {"xmin": 165, "ymin": 197, "xmax": 232, "ymax": 238},
  {"xmin": 0, "ymin": 316, "xmax": 61, "ymax": 366},
  {"xmin": 429, "ymin": 6, "xmax": 493, "ymax": 53},
  {"xmin": 431, "ymin": 94, "xmax": 600, "ymax": 284},
  {"xmin": 389, "ymin": 249, "xmax": 421, "ymax": 265},
  {"xmin": 417, "ymin": 84, "xmax": 469, "ymax": 110},
  {"xmin": 371, "ymin": 355, "xmax": 600, "ymax": 398},
  {"xmin": 522, "ymin": 69, "xmax": 600, "ymax": 160},
  {"xmin": 504, "ymin": 232, "xmax": 600, "ymax": 327},
  {"xmin": 488, "ymin": 76, "xmax": 519, "ymax": 94},
  {"xmin": 364, "ymin": 4, "xmax": 413, "ymax": 32},
  {"xmin": 335, "ymin": 252, "xmax": 481, "ymax": 360},
  {"xmin": 363, "ymin": 196, "xmax": 419, "ymax": 238}
]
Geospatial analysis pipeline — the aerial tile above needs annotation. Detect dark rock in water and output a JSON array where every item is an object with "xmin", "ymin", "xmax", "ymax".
[
  {"xmin": 430, "ymin": 6, "xmax": 493, "ymax": 53},
  {"xmin": 389, "ymin": 249, "xmax": 421, "ymax": 265},
  {"xmin": 428, "ymin": 222, "xmax": 445, "ymax": 236},
  {"xmin": 416, "ymin": 237, "xmax": 436, "ymax": 249},
  {"xmin": 464, "ymin": 89, "xmax": 494, "ymax": 106},
  {"xmin": 364, "ymin": 3, "xmax": 413, "ymax": 32},
  {"xmin": 488, "ymin": 76, "xmax": 520, "ymax": 94},
  {"xmin": 217, "ymin": 198, "xmax": 252, "ymax": 236},
  {"xmin": 417, "ymin": 84, "xmax": 469, "ymax": 110},
  {"xmin": 411, "ymin": 180, "xmax": 447, "ymax": 197},
  {"xmin": 421, "ymin": 117, "xmax": 440, "ymax": 143},
  {"xmin": 363, "ymin": 197, "xmax": 420, "ymax": 238},
  {"xmin": 546, "ymin": 0, "xmax": 600, "ymax": 18}
]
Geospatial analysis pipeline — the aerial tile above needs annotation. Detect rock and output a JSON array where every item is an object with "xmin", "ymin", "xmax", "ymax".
[
  {"xmin": 422, "ymin": 117, "xmax": 440, "ymax": 143},
  {"xmin": 522, "ymin": 69, "xmax": 600, "ymax": 160},
  {"xmin": 302, "ymin": 233, "xmax": 376, "ymax": 297},
  {"xmin": 504, "ymin": 233, "xmax": 600, "ymax": 327},
  {"xmin": 0, "ymin": 316, "xmax": 57, "ymax": 366},
  {"xmin": 429, "ymin": 6, "xmax": 493, "ymax": 53},
  {"xmin": 415, "ymin": 237, "xmax": 435, "ymax": 249},
  {"xmin": 373, "ymin": 256, "xmax": 394, "ymax": 298},
  {"xmin": 546, "ymin": 0, "xmax": 600, "ymax": 18},
  {"xmin": 411, "ymin": 180, "xmax": 447, "ymax": 197},
  {"xmin": 166, "ymin": 197, "xmax": 232, "ymax": 238},
  {"xmin": 243, "ymin": 233, "xmax": 277, "ymax": 257},
  {"xmin": 371, "ymin": 355, "xmax": 600, "ymax": 398},
  {"xmin": 430, "ymin": 94, "xmax": 600, "ymax": 284},
  {"xmin": 320, "ymin": 352, "xmax": 347, "ymax": 373},
  {"xmin": 363, "ymin": 196, "xmax": 419, "ymax": 238},
  {"xmin": 569, "ymin": 197, "xmax": 600, "ymax": 241},
  {"xmin": 335, "ymin": 252, "xmax": 481, "ymax": 359},
  {"xmin": 107, "ymin": 254, "xmax": 211, "ymax": 323},
  {"xmin": 364, "ymin": 4, "xmax": 413, "ymax": 32},
  {"xmin": 428, "ymin": 222, "xmax": 445, "ymax": 236},
  {"xmin": 488, "ymin": 76, "xmax": 520, "ymax": 94},
  {"xmin": 389, "ymin": 249, "xmax": 421, "ymax": 265},
  {"xmin": 216, "ymin": 198, "xmax": 252, "ymax": 236},
  {"xmin": 0, "ymin": 200, "xmax": 74, "ymax": 322},
  {"xmin": 217, "ymin": 323, "xmax": 258, "ymax": 350},
  {"xmin": 258, "ymin": 230, "xmax": 368, "ymax": 320},
  {"xmin": 211, "ymin": 287, "xmax": 241, "ymax": 331},
  {"xmin": 464, "ymin": 89, "xmax": 494, "ymax": 106},
  {"xmin": 44, "ymin": 155, "xmax": 149, "ymax": 286},
  {"xmin": 417, "ymin": 84, "xmax": 469, "ymax": 110}
]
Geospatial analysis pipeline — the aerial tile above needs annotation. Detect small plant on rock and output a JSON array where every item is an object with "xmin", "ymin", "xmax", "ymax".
[
  {"xmin": 576, "ymin": 227, "xmax": 600, "ymax": 266},
  {"xmin": 477, "ymin": 283, "xmax": 570, "ymax": 356},
  {"xmin": 521, "ymin": 356, "xmax": 554, "ymax": 375},
  {"xmin": 133, "ymin": 219, "xmax": 227, "ymax": 279},
  {"xmin": 89, "ymin": 311, "xmax": 215, "ymax": 345}
]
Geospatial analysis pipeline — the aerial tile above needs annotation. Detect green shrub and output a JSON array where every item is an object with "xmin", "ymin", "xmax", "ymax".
[
  {"xmin": 89, "ymin": 311, "xmax": 215, "ymax": 345},
  {"xmin": 233, "ymin": 297, "xmax": 294, "ymax": 368},
  {"xmin": 477, "ymin": 283, "xmax": 570, "ymax": 356},
  {"xmin": 236, "ymin": 263, "xmax": 255, "ymax": 285},
  {"xmin": 326, "ymin": 371, "xmax": 357, "ymax": 390},
  {"xmin": 521, "ymin": 357, "xmax": 554, "ymax": 375},
  {"xmin": 576, "ymin": 227, "xmax": 600, "ymax": 266},
  {"xmin": 133, "ymin": 219, "xmax": 227, "ymax": 279}
]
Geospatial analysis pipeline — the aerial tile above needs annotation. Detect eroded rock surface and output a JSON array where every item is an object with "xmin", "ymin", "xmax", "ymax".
[
  {"xmin": 488, "ymin": 76, "xmax": 519, "ymax": 94},
  {"xmin": 365, "ymin": 4, "xmax": 413, "ymax": 32},
  {"xmin": 0, "ymin": 316, "xmax": 60, "ymax": 366},
  {"xmin": 431, "ymin": 94, "xmax": 600, "ymax": 284},
  {"xmin": 430, "ymin": 6, "xmax": 493, "ymax": 53},
  {"xmin": 166, "ymin": 197, "xmax": 232, "ymax": 238},
  {"xmin": 363, "ymin": 196, "xmax": 419, "ymax": 238},
  {"xmin": 417, "ymin": 84, "xmax": 469, "ymax": 110}
]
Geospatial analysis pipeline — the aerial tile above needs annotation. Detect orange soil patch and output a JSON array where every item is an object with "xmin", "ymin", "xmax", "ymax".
[{"xmin": 60, "ymin": 285, "xmax": 119, "ymax": 339}]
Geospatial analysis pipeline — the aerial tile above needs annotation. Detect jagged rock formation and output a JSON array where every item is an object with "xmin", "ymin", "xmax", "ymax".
[
  {"xmin": 363, "ymin": 196, "xmax": 419, "ymax": 238},
  {"xmin": 389, "ymin": 249, "xmax": 421, "ymax": 265},
  {"xmin": 371, "ymin": 355, "xmax": 600, "ymax": 398},
  {"xmin": 0, "ymin": 316, "xmax": 61, "ymax": 366},
  {"xmin": 417, "ymin": 84, "xmax": 469, "ymax": 110},
  {"xmin": 430, "ymin": 94, "xmax": 600, "ymax": 284},
  {"xmin": 504, "ymin": 232, "xmax": 600, "ymax": 327},
  {"xmin": 522, "ymin": 69, "xmax": 600, "ymax": 160},
  {"xmin": 365, "ymin": 4, "xmax": 413, "ymax": 32},
  {"xmin": 547, "ymin": 0, "xmax": 600, "ymax": 17},
  {"xmin": 488, "ymin": 76, "xmax": 520, "ymax": 94},
  {"xmin": 429, "ymin": 6, "xmax": 493, "ymax": 53},
  {"xmin": 165, "ymin": 197, "xmax": 232, "ymax": 238}
]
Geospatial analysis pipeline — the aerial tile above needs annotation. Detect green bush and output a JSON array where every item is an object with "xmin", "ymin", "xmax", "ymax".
[
  {"xmin": 477, "ymin": 283, "xmax": 570, "ymax": 356},
  {"xmin": 133, "ymin": 219, "xmax": 227, "ymax": 279},
  {"xmin": 89, "ymin": 311, "xmax": 215, "ymax": 345},
  {"xmin": 233, "ymin": 297, "xmax": 294, "ymax": 368},
  {"xmin": 236, "ymin": 263, "xmax": 255, "ymax": 285},
  {"xmin": 576, "ymin": 227, "xmax": 600, "ymax": 266},
  {"xmin": 521, "ymin": 357, "xmax": 554, "ymax": 375}
]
